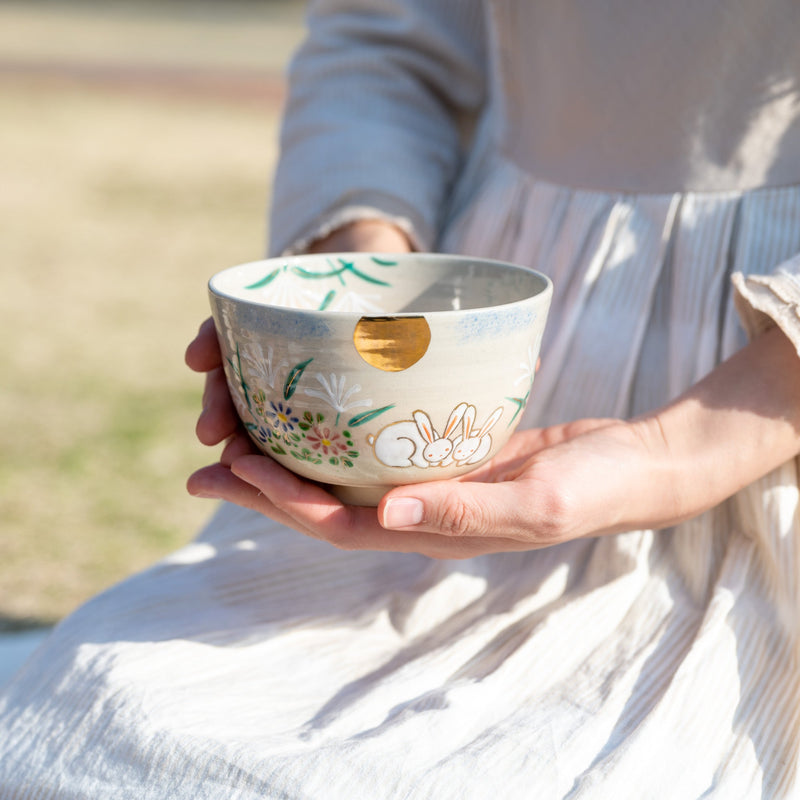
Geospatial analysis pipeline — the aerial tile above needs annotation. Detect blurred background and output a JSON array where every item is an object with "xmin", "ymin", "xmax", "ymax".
[{"xmin": 0, "ymin": 0, "xmax": 306, "ymax": 636}]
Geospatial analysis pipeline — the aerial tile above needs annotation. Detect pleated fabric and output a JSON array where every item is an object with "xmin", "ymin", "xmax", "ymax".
[{"xmin": 3, "ymin": 1, "xmax": 800, "ymax": 798}]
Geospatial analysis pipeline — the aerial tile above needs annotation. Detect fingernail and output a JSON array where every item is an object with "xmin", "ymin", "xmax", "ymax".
[
  {"xmin": 189, "ymin": 489, "xmax": 219, "ymax": 499},
  {"xmin": 382, "ymin": 497, "xmax": 424, "ymax": 529},
  {"xmin": 187, "ymin": 477, "xmax": 218, "ymax": 499}
]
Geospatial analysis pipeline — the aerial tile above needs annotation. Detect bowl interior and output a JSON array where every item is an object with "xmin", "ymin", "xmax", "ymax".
[{"xmin": 209, "ymin": 253, "xmax": 549, "ymax": 315}]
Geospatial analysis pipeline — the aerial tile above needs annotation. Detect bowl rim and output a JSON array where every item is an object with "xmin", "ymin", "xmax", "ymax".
[{"xmin": 208, "ymin": 251, "xmax": 553, "ymax": 318}]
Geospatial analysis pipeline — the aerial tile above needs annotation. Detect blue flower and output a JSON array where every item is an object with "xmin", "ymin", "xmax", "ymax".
[
  {"xmin": 253, "ymin": 425, "xmax": 273, "ymax": 444},
  {"xmin": 267, "ymin": 401, "xmax": 300, "ymax": 434}
]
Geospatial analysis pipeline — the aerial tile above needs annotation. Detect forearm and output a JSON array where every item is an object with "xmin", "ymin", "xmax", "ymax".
[
  {"xmin": 635, "ymin": 326, "xmax": 800, "ymax": 525},
  {"xmin": 269, "ymin": 0, "xmax": 487, "ymax": 255}
]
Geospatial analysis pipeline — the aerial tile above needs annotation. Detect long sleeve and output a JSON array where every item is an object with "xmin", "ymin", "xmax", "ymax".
[{"xmin": 268, "ymin": 0, "xmax": 488, "ymax": 255}]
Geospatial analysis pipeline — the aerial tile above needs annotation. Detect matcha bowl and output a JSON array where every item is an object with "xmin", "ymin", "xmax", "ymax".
[{"xmin": 208, "ymin": 252, "xmax": 552, "ymax": 506}]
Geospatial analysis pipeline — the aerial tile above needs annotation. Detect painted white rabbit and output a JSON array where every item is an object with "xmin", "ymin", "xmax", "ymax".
[
  {"xmin": 368, "ymin": 403, "xmax": 467, "ymax": 468},
  {"xmin": 452, "ymin": 405, "xmax": 504, "ymax": 466}
]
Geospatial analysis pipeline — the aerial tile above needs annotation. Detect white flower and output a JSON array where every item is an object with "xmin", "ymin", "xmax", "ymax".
[
  {"xmin": 222, "ymin": 361, "xmax": 250, "ymax": 418},
  {"xmin": 241, "ymin": 343, "xmax": 287, "ymax": 390},
  {"xmin": 514, "ymin": 345, "xmax": 537, "ymax": 387},
  {"xmin": 304, "ymin": 372, "xmax": 372, "ymax": 413},
  {"xmin": 219, "ymin": 307, "xmax": 237, "ymax": 353}
]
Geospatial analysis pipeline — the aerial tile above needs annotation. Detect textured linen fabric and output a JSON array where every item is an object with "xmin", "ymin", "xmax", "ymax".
[{"xmin": 3, "ymin": 2, "xmax": 800, "ymax": 798}]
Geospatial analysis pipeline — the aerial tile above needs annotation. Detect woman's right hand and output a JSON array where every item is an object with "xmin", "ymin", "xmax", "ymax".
[{"xmin": 185, "ymin": 218, "xmax": 414, "ymax": 455}]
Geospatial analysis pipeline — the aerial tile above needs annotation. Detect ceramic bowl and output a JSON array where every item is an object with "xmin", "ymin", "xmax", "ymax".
[{"xmin": 208, "ymin": 252, "xmax": 552, "ymax": 506}]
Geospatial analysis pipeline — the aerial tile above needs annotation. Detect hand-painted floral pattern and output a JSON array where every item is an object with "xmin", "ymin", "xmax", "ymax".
[
  {"xmin": 304, "ymin": 372, "xmax": 371, "ymax": 424},
  {"xmin": 305, "ymin": 421, "xmax": 358, "ymax": 467},
  {"xmin": 242, "ymin": 344, "xmax": 286, "ymax": 390},
  {"xmin": 225, "ymin": 342, "xmax": 394, "ymax": 471},
  {"xmin": 251, "ymin": 424, "xmax": 274, "ymax": 446},
  {"xmin": 506, "ymin": 344, "xmax": 538, "ymax": 425},
  {"xmin": 515, "ymin": 345, "xmax": 537, "ymax": 388},
  {"xmin": 266, "ymin": 401, "xmax": 300, "ymax": 434}
]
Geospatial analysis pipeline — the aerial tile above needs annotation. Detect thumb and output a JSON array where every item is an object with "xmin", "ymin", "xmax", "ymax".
[{"xmin": 378, "ymin": 480, "xmax": 529, "ymax": 540}]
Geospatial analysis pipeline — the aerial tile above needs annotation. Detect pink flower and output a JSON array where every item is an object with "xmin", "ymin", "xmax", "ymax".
[{"xmin": 306, "ymin": 426, "xmax": 348, "ymax": 456}]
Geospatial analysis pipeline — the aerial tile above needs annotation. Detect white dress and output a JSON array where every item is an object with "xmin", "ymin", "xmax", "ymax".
[{"xmin": 3, "ymin": 2, "xmax": 800, "ymax": 798}]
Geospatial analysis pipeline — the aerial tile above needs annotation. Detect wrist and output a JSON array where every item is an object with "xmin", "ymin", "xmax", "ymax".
[
  {"xmin": 632, "ymin": 326, "xmax": 800, "ymax": 527},
  {"xmin": 306, "ymin": 219, "xmax": 414, "ymax": 255},
  {"xmin": 626, "ymin": 411, "xmax": 706, "ymax": 529}
]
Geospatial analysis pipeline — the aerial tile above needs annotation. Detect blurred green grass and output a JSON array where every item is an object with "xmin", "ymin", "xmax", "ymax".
[{"xmin": 0, "ymin": 1, "xmax": 305, "ymax": 626}]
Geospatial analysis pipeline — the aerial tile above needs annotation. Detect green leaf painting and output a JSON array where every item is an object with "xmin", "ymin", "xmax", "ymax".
[
  {"xmin": 505, "ymin": 393, "xmax": 530, "ymax": 426},
  {"xmin": 291, "ymin": 257, "xmax": 392, "ymax": 287},
  {"xmin": 245, "ymin": 267, "xmax": 282, "ymax": 290},
  {"xmin": 283, "ymin": 358, "xmax": 313, "ymax": 400},
  {"xmin": 318, "ymin": 290, "xmax": 336, "ymax": 311},
  {"xmin": 347, "ymin": 405, "xmax": 395, "ymax": 428}
]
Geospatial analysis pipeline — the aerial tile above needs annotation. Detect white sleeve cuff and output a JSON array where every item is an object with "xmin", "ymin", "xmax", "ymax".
[
  {"xmin": 272, "ymin": 200, "xmax": 428, "ymax": 256},
  {"xmin": 732, "ymin": 254, "xmax": 800, "ymax": 355}
]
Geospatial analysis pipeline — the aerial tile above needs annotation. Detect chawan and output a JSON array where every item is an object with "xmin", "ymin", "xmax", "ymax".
[{"xmin": 208, "ymin": 252, "xmax": 552, "ymax": 506}]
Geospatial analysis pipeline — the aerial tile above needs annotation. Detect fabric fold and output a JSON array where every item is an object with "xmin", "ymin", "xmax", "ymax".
[{"xmin": 733, "ymin": 255, "xmax": 800, "ymax": 353}]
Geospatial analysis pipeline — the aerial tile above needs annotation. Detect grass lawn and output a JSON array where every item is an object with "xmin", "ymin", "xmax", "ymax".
[{"xmin": 0, "ymin": 2, "xmax": 305, "ymax": 627}]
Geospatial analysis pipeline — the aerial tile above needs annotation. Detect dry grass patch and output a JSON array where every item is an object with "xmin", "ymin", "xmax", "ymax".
[{"xmin": 1, "ymin": 79, "xmax": 282, "ymax": 624}]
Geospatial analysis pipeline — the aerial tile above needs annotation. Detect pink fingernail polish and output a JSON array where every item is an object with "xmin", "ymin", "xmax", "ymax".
[{"xmin": 383, "ymin": 497, "xmax": 424, "ymax": 529}]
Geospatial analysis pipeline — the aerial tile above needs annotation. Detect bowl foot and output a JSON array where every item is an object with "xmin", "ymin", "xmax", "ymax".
[{"xmin": 329, "ymin": 484, "xmax": 393, "ymax": 507}]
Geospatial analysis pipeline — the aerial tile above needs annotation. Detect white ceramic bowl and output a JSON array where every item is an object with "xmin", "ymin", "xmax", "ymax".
[{"xmin": 209, "ymin": 252, "xmax": 552, "ymax": 506}]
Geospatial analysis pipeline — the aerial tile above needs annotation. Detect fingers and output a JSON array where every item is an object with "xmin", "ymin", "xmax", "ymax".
[
  {"xmin": 229, "ymin": 455, "xmax": 373, "ymax": 541},
  {"xmin": 220, "ymin": 431, "xmax": 258, "ymax": 466},
  {"xmin": 187, "ymin": 462, "xmax": 304, "ymax": 533},
  {"xmin": 227, "ymin": 455, "xmax": 524, "ymax": 557},
  {"xmin": 186, "ymin": 317, "xmax": 221, "ymax": 372},
  {"xmin": 185, "ymin": 317, "xmax": 238, "ymax": 446},
  {"xmin": 196, "ymin": 366, "xmax": 239, "ymax": 446},
  {"xmin": 188, "ymin": 318, "xmax": 250, "ymax": 447}
]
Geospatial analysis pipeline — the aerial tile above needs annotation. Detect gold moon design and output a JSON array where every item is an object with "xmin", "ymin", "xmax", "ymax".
[{"xmin": 353, "ymin": 316, "xmax": 431, "ymax": 372}]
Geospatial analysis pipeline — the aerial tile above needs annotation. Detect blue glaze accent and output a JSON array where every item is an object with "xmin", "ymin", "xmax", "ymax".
[
  {"xmin": 457, "ymin": 306, "xmax": 537, "ymax": 342},
  {"xmin": 236, "ymin": 302, "xmax": 333, "ymax": 339}
]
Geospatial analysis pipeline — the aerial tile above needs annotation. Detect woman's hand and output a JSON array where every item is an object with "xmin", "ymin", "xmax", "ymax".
[{"xmin": 187, "ymin": 325, "xmax": 800, "ymax": 559}]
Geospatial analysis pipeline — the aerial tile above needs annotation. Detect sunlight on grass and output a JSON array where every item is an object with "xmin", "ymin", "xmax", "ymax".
[{"xmin": 0, "ymin": 79, "xmax": 283, "ymax": 623}]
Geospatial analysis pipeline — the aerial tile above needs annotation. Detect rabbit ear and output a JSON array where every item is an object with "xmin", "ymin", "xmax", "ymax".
[
  {"xmin": 461, "ymin": 405, "xmax": 476, "ymax": 439},
  {"xmin": 413, "ymin": 410, "xmax": 437, "ymax": 443},
  {"xmin": 478, "ymin": 406, "xmax": 503, "ymax": 436},
  {"xmin": 443, "ymin": 403, "xmax": 468, "ymax": 438}
]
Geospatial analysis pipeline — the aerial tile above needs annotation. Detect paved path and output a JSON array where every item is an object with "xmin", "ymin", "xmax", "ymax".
[{"xmin": 0, "ymin": 628, "xmax": 51, "ymax": 689}]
